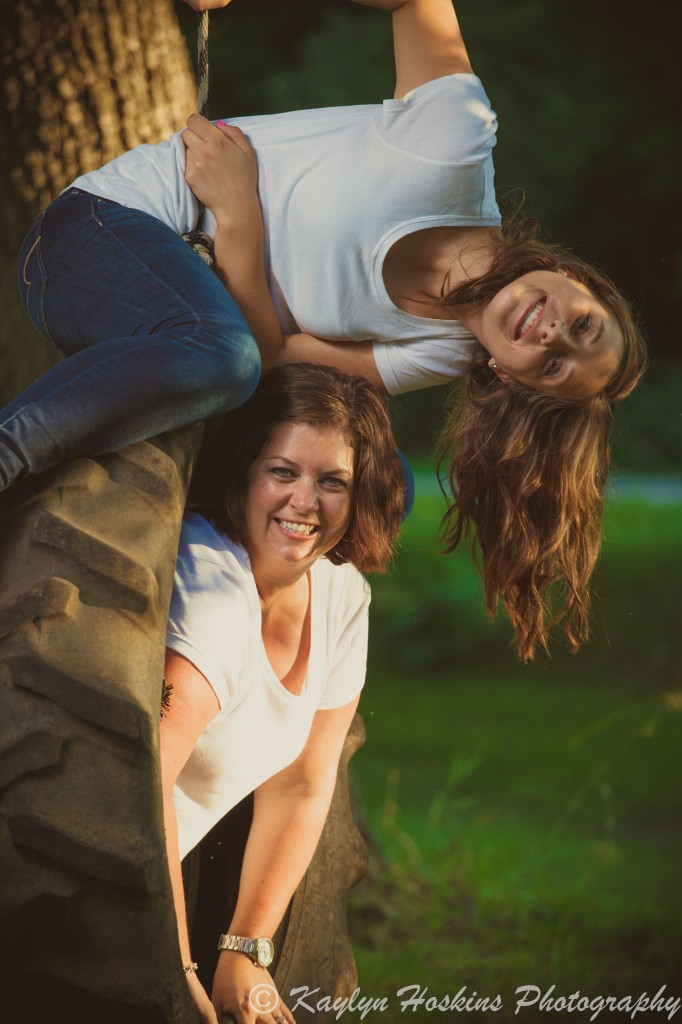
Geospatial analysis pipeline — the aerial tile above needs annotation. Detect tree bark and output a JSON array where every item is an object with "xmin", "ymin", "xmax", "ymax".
[{"xmin": 0, "ymin": 0, "xmax": 197, "ymax": 403}]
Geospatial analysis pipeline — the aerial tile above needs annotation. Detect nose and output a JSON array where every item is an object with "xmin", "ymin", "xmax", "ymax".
[
  {"xmin": 289, "ymin": 476, "xmax": 319, "ymax": 513},
  {"xmin": 539, "ymin": 317, "xmax": 568, "ymax": 348}
]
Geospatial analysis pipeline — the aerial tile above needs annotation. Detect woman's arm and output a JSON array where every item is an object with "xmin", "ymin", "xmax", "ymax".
[
  {"xmin": 180, "ymin": 0, "xmax": 234, "ymax": 10},
  {"xmin": 183, "ymin": 118, "xmax": 390, "ymax": 389},
  {"xmin": 183, "ymin": 116, "xmax": 386, "ymax": 387},
  {"xmin": 211, "ymin": 697, "xmax": 360, "ymax": 1022},
  {"xmin": 350, "ymin": 0, "xmax": 472, "ymax": 97},
  {"xmin": 273, "ymin": 334, "xmax": 386, "ymax": 391},
  {"xmin": 160, "ymin": 651, "xmax": 221, "ymax": 1023},
  {"xmin": 183, "ymin": 115, "xmax": 285, "ymax": 366}
]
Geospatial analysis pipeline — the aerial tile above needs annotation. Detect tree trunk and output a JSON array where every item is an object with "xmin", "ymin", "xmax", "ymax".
[{"xmin": 0, "ymin": 0, "xmax": 197, "ymax": 403}]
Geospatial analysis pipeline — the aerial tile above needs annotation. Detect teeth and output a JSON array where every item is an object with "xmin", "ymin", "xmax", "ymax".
[
  {"xmin": 278, "ymin": 520, "xmax": 316, "ymax": 535},
  {"xmin": 519, "ymin": 300, "xmax": 544, "ymax": 336}
]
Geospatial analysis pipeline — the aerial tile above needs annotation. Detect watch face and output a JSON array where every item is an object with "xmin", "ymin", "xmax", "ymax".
[{"xmin": 256, "ymin": 938, "xmax": 274, "ymax": 967}]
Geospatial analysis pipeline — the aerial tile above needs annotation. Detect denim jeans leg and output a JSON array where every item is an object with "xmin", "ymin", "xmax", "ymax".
[{"xmin": 1, "ymin": 191, "xmax": 260, "ymax": 490}]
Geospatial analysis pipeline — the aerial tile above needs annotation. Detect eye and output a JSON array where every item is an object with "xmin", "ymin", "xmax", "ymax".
[
  {"xmin": 321, "ymin": 476, "xmax": 348, "ymax": 489},
  {"xmin": 575, "ymin": 313, "xmax": 593, "ymax": 334},
  {"xmin": 543, "ymin": 356, "xmax": 562, "ymax": 378},
  {"xmin": 269, "ymin": 466, "xmax": 295, "ymax": 479}
]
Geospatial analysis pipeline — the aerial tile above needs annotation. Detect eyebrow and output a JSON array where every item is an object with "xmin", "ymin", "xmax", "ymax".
[{"xmin": 265, "ymin": 455, "xmax": 352, "ymax": 476}]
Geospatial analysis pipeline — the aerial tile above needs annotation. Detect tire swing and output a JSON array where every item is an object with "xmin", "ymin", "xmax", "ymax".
[{"xmin": 0, "ymin": 11, "xmax": 366, "ymax": 1023}]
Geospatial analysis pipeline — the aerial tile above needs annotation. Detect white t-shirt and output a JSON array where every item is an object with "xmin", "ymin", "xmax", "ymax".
[
  {"xmin": 165, "ymin": 513, "xmax": 370, "ymax": 860},
  {"xmin": 72, "ymin": 74, "xmax": 500, "ymax": 394}
]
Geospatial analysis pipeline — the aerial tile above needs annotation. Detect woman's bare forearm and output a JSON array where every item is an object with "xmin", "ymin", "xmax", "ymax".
[
  {"xmin": 350, "ymin": 0, "xmax": 472, "ymax": 97},
  {"xmin": 212, "ymin": 225, "xmax": 386, "ymax": 385},
  {"xmin": 273, "ymin": 333, "xmax": 386, "ymax": 389},
  {"xmin": 349, "ymin": 0, "xmax": 409, "ymax": 10},
  {"xmin": 223, "ymin": 700, "xmax": 359, "ymax": 938},
  {"xmin": 226, "ymin": 788, "xmax": 333, "ymax": 938},
  {"xmin": 212, "ymin": 217, "xmax": 285, "ymax": 366},
  {"xmin": 183, "ymin": 114, "xmax": 286, "ymax": 364},
  {"xmin": 162, "ymin": 790, "xmax": 195, "ymax": 964}
]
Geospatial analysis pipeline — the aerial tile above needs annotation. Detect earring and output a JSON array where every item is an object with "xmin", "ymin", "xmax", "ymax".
[{"xmin": 490, "ymin": 359, "xmax": 498, "ymax": 369}]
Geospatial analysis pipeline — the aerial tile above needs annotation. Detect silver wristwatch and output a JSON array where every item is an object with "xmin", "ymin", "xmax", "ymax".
[{"xmin": 217, "ymin": 933, "xmax": 274, "ymax": 968}]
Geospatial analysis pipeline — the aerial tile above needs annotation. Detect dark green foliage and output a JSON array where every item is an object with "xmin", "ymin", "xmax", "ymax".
[{"xmin": 609, "ymin": 361, "xmax": 682, "ymax": 472}]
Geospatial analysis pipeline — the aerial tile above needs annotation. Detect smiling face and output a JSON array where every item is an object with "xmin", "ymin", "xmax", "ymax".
[
  {"xmin": 474, "ymin": 271, "xmax": 625, "ymax": 399},
  {"xmin": 242, "ymin": 421, "xmax": 354, "ymax": 581}
]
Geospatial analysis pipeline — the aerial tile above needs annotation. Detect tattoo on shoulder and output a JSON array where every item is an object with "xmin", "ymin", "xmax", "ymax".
[{"xmin": 160, "ymin": 678, "xmax": 173, "ymax": 719}]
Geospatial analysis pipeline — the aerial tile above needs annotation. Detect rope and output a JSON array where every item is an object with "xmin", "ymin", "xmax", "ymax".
[
  {"xmin": 197, "ymin": 11, "xmax": 210, "ymax": 119},
  {"xmin": 182, "ymin": 10, "xmax": 214, "ymax": 267}
]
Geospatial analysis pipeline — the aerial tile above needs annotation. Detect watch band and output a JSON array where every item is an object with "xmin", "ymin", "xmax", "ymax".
[
  {"xmin": 217, "ymin": 933, "xmax": 274, "ymax": 968},
  {"xmin": 218, "ymin": 934, "xmax": 254, "ymax": 956}
]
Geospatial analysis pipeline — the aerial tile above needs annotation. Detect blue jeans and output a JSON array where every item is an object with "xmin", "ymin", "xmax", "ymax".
[{"xmin": 2, "ymin": 188, "xmax": 260, "ymax": 489}]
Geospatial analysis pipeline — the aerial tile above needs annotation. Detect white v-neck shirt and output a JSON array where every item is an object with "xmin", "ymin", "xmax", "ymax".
[{"xmin": 166, "ymin": 513, "xmax": 370, "ymax": 859}]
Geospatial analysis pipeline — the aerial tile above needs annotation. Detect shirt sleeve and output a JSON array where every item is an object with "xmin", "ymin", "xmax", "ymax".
[
  {"xmin": 166, "ymin": 555, "xmax": 245, "ymax": 710},
  {"xmin": 379, "ymin": 73, "xmax": 498, "ymax": 166},
  {"xmin": 373, "ymin": 329, "xmax": 475, "ymax": 395},
  {"xmin": 317, "ymin": 572, "xmax": 372, "ymax": 711}
]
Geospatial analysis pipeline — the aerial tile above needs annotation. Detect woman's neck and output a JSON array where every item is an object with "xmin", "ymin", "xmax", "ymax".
[
  {"xmin": 250, "ymin": 558, "xmax": 310, "ymax": 618},
  {"xmin": 383, "ymin": 225, "xmax": 500, "ymax": 318},
  {"xmin": 253, "ymin": 566, "xmax": 312, "ymax": 695}
]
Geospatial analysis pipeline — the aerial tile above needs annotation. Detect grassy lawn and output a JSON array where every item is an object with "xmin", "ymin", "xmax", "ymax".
[{"xmin": 347, "ymin": 481, "xmax": 682, "ymax": 1023}]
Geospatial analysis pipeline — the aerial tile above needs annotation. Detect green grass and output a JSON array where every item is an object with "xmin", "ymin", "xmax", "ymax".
[{"xmin": 347, "ymin": 484, "xmax": 682, "ymax": 1022}]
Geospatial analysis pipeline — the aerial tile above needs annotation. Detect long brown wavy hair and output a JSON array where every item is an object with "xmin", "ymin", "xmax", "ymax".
[{"xmin": 438, "ymin": 217, "xmax": 648, "ymax": 661}]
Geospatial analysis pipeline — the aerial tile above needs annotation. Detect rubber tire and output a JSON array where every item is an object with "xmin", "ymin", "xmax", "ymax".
[{"xmin": 0, "ymin": 426, "xmax": 203, "ymax": 1023}]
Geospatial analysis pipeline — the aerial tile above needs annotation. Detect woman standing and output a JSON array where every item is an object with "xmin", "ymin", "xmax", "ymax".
[{"xmin": 160, "ymin": 364, "xmax": 403, "ymax": 1023}]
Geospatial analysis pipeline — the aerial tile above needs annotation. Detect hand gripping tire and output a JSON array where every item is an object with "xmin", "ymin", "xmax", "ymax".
[{"xmin": 0, "ymin": 426, "xmax": 203, "ymax": 1023}]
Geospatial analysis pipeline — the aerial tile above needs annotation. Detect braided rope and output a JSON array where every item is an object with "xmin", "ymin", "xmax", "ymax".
[
  {"xmin": 197, "ymin": 10, "xmax": 210, "ymax": 119},
  {"xmin": 183, "ymin": 9, "xmax": 214, "ymax": 266}
]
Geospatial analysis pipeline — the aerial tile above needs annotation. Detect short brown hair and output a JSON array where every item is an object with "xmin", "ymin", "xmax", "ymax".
[{"xmin": 188, "ymin": 364, "xmax": 404, "ymax": 574}]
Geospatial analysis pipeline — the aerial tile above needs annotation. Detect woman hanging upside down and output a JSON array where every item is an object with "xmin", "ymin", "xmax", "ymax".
[{"xmin": 7, "ymin": 0, "xmax": 647, "ymax": 659}]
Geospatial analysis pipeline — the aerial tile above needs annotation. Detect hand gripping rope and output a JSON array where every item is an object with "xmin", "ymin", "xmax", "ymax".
[{"xmin": 181, "ymin": 10, "xmax": 214, "ymax": 267}]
